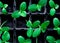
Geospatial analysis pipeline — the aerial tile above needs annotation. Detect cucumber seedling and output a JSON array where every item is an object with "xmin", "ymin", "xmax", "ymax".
[
  {"xmin": 11, "ymin": 2, "xmax": 27, "ymax": 18},
  {"xmin": 53, "ymin": 17, "xmax": 60, "ymax": 35},
  {"xmin": 49, "ymin": 0, "xmax": 59, "ymax": 16},
  {"xmin": 0, "ymin": 1, "xmax": 8, "ymax": 14},
  {"xmin": 28, "ymin": 0, "xmax": 47, "ymax": 12},
  {"xmin": 0, "ymin": 21, "xmax": 10, "ymax": 43}
]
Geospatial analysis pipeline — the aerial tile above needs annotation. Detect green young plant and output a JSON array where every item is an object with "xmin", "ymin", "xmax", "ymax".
[
  {"xmin": 18, "ymin": 36, "xmax": 31, "ymax": 43},
  {"xmin": 49, "ymin": 0, "xmax": 59, "ymax": 16},
  {"xmin": 28, "ymin": 0, "xmax": 47, "ymax": 12},
  {"xmin": 53, "ymin": 18, "xmax": 60, "ymax": 35},
  {"xmin": 49, "ymin": 0, "xmax": 59, "ymax": 9},
  {"xmin": 11, "ymin": 2, "xmax": 27, "ymax": 18},
  {"xmin": 0, "ymin": 21, "xmax": 10, "ymax": 43},
  {"xmin": 0, "ymin": 1, "xmax": 8, "ymax": 14},
  {"xmin": 41, "ymin": 20, "xmax": 50, "ymax": 33}
]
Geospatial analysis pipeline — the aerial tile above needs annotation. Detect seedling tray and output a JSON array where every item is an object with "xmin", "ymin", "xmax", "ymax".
[{"xmin": 0, "ymin": 0, "xmax": 60, "ymax": 43}]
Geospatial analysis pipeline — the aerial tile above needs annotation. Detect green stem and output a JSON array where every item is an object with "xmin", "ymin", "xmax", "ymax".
[
  {"xmin": 0, "ymin": 20, "xmax": 7, "ymax": 27},
  {"xmin": 36, "ymin": 38, "xmax": 38, "ymax": 43}
]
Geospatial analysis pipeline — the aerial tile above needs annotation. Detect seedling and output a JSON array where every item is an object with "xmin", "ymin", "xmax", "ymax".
[
  {"xmin": 11, "ymin": 2, "xmax": 27, "ymax": 18},
  {"xmin": 26, "ymin": 20, "xmax": 50, "ymax": 38},
  {"xmin": 49, "ymin": 0, "xmax": 59, "ymax": 16},
  {"xmin": 46, "ymin": 36, "xmax": 60, "ymax": 43},
  {"xmin": 53, "ymin": 18, "xmax": 60, "ymax": 35},
  {"xmin": 28, "ymin": 0, "xmax": 47, "ymax": 12},
  {"xmin": 18, "ymin": 36, "xmax": 31, "ymax": 43},
  {"xmin": 0, "ymin": 1, "xmax": 8, "ymax": 14},
  {"xmin": 0, "ymin": 21, "xmax": 10, "ymax": 43}
]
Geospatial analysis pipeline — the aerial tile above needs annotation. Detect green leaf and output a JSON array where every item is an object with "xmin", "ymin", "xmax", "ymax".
[
  {"xmin": 27, "ymin": 28, "xmax": 33, "ymax": 37},
  {"xmin": 25, "ymin": 39, "xmax": 31, "ymax": 43},
  {"xmin": 18, "ymin": 36, "xmax": 25, "ymax": 43},
  {"xmin": 56, "ymin": 39, "xmax": 60, "ymax": 43},
  {"xmin": 2, "ymin": 31, "xmax": 10, "ymax": 41},
  {"xmin": 0, "ymin": 1, "xmax": 3, "ymax": 8},
  {"xmin": 3, "ymin": 4, "xmax": 8, "ymax": 8},
  {"xmin": 2, "ymin": 8, "xmax": 7, "ymax": 14},
  {"xmin": 37, "ymin": 4, "xmax": 42, "ymax": 11},
  {"xmin": 46, "ymin": 36, "xmax": 55, "ymax": 43},
  {"xmin": 57, "ymin": 28, "xmax": 60, "ymax": 35},
  {"xmin": 33, "ymin": 28, "xmax": 41, "ymax": 37},
  {"xmin": 38, "ymin": 0, "xmax": 47, "ymax": 7},
  {"xmin": 41, "ymin": 20, "xmax": 50, "ymax": 33},
  {"xmin": 11, "ymin": 10, "xmax": 20, "ymax": 18},
  {"xmin": 32, "ymin": 20, "xmax": 40, "ymax": 28},
  {"xmin": 2, "ymin": 27, "xmax": 10, "ymax": 31},
  {"xmin": 19, "ymin": 11, "xmax": 27, "ymax": 17},
  {"xmin": 20, "ymin": 2, "xmax": 26, "ymax": 11},
  {"xmin": 53, "ymin": 18, "xmax": 60, "ymax": 27},
  {"xmin": 55, "ymin": 4, "xmax": 59, "ymax": 9},
  {"xmin": 50, "ymin": 8, "xmax": 56, "ymax": 16},
  {"xmin": 26, "ymin": 20, "xmax": 32, "ymax": 27},
  {"xmin": 28, "ymin": 4, "xmax": 37, "ymax": 12},
  {"xmin": 49, "ymin": 0, "xmax": 55, "ymax": 8}
]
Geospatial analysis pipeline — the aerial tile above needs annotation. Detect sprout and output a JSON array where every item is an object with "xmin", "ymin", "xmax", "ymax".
[
  {"xmin": 0, "ymin": 1, "xmax": 8, "ymax": 14},
  {"xmin": 11, "ymin": 2, "xmax": 27, "ymax": 18}
]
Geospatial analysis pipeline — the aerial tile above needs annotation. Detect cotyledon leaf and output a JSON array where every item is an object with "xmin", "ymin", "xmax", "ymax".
[
  {"xmin": 20, "ymin": 2, "xmax": 27, "ymax": 11},
  {"xmin": 50, "ymin": 8, "xmax": 56, "ymax": 16},
  {"xmin": 0, "ymin": 1, "xmax": 3, "ymax": 8},
  {"xmin": 11, "ymin": 10, "xmax": 20, "ymax": 18},
  {"xmin": 27, "ymin": 28, "xmax": 33, "ymax": 37},
  {"xmin": 19, "ymin": 11, "xmax": 27, "ymax": 17},
  {"xmin": 32, "ymin": 28, "xmax": 41, "ymax": 37},
  {"xmin": 46, "ymin": 36, "xmax": 55, "ymax": 43},
  {"xmin": 18, "ymin": 36, "xmax": 25, "ymax": 43},
  {"xmin": 38, "ymin": 0, "xmax": 47, "ymax": 7},
  {"xmin": 32, "ymin": 20, "xmax": 40, "ymax": 28},
  {"xmin": 49, "ymin": 0, "xmax": 55, "ymax": 8},
  {"xmin": 2, "ymin": 8, "xmax": 7, "ymax": 14},
  {"xmin": 28, "ymin": 4, "xmax": 37, "ymax": 12},
  {"xmin": 2, "ymin": 31, "xmax": 10, "ymax": 41},
  {"xmin": 26, "ymin": 20, "xmax": 32, "ymax": 27},
  {"xmin": 41, "ymin": 20, "xmax": 50, "ymax": 33},
  {"xmin": 53, "ymin": 18, "xmax": 60, "ymax": 27},
  {"xmin": 2, "ymin": 27, "xmax": 10, "ymax": 31}
]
